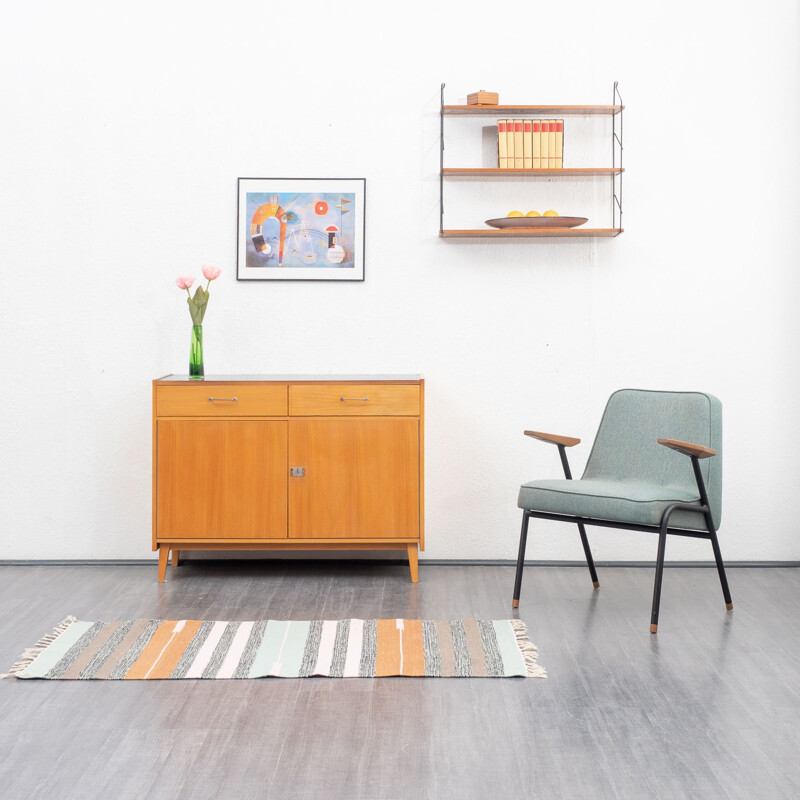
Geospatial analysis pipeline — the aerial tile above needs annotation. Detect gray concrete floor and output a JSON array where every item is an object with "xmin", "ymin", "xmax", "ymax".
[{"xmin": 0, "ymin": 562, "xmax": 798, "ymax": 799}]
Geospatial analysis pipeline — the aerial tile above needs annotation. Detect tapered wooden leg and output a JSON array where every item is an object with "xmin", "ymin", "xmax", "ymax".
[
  {"xmin": 171, "ymin": 549, "xmax": 180, "ymax": 568},
  {"xmin": 407, "ymin": 543, "xmax": 419, "ymax": 583},
  {"xmin": 157, "ymin": 545, "xmax": 169, "ymax": 583}
]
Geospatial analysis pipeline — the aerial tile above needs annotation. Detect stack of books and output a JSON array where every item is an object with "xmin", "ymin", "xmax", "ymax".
[{"xmin": 497, "ymin": 120, "xmax": 564, "ymax": 169}]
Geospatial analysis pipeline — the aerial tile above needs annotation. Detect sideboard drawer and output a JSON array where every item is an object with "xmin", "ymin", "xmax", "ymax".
[
  {"xmin": 289, "ymin": 384, "xmax": 420, "ymax": 416},
  {"xmin": 157, "ymin": 384, "xmax": 288, "ymax": 417}
]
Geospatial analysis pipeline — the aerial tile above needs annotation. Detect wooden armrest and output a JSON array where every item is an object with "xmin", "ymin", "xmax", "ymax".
[
  {"xmin": 524, "ymin": 430, "xmax": 581, "ymax": 447},
  {"xmin": 658, "ymin": 438, "xmax": 717, "ymax": 459}
]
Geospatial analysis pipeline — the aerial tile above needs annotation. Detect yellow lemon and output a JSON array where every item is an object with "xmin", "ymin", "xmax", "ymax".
[
  {"xmin": 525, "ymin": 210, "xmax": 541, "ymax": 217},
  {"xmin": 507, "ymin": 210, "xmax": 524, "ymax": 218},
  {"xmin": 543, "ymin": 210, "xmax": 559, "ymax": 217}
]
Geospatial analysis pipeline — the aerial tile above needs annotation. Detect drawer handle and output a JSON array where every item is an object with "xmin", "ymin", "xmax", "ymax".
[
  {"xmin": 208, "ymin": 396, "xmax": 238, "ymax": 402},
  {"xmin": 340, "ymin": 396, "xmax": 369, "ymax": 402}
]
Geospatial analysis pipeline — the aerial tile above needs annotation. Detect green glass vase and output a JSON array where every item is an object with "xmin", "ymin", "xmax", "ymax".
[{"xmin": 189, "ymin": 325, "xmax": 204, "ymax": 379}]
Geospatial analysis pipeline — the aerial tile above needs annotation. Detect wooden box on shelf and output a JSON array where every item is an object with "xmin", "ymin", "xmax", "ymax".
[{"xmin": 466, "ymin": 89, "xmax": 499, "ymax": 105}]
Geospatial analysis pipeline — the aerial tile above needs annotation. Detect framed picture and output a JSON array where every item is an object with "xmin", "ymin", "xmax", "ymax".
[{"xmin": 237, "ymin": 177, "xmax": 366, "ymax": 281}]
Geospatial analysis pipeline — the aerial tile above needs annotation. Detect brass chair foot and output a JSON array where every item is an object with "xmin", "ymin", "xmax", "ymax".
[
  {"xmin": 650, "ymin": 623, "xmax": 658, "ymax": 634},
  {"xmin": 592, "ymin": 581, "xmax": 600, "ymax": 589},
  {"xmin": 512, "ymin": 599, "xmax": 519, "ymax": 609},
  {"xmin": 726, "ymin": 602, "xmax": 733, "ymax": 610}
]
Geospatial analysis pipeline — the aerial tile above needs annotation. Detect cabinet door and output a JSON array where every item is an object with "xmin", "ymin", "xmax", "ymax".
[
  {"xmin": 288, "ymin": 419, "xmax": 420, "ymax": 539},
  {"xmin": 157, "ymin": 420, "xmax": 287, "ymax": 540}
]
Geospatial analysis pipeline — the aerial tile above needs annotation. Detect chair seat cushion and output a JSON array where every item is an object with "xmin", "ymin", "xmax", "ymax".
[{"xmin": 518, "ymin": 478, "xmax": 707, "ymax": 530}]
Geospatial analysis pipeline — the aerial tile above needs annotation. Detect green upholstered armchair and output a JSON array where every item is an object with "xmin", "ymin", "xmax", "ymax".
[{"xmin": 513, "ymin": 389, "xmax": 732, "ymax": 632}]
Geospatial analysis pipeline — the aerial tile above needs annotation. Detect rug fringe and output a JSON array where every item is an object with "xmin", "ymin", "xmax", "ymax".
[
  {"xmin": 1, "ymin": 616, "xmax": 78, "ymax": 679},
  {"xmin": 510, "ymin": 619, "xmax": 547, "ymax": 678}
]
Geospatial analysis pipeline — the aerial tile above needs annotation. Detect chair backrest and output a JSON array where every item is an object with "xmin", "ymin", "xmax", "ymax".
[{"xmin": 582, "ymin": 389, "xmax": 723, "ymax": 528}]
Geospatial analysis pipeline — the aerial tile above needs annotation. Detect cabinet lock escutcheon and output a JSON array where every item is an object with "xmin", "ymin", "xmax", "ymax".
[{"xmin": 290, "ymin": 467, "xmax": 305, "ymax": 477}]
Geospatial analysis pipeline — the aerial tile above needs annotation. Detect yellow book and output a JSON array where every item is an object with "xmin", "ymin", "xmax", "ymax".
[
  {"xmin": 555, "ymin": 120, "xmax": 564, "ymax": 168},
  {"xmin": 539, "ymin": 120, "xmax": 549, "ymax": 169},
  {"xmin": 547, "ymin": 120, "xmax": 557, "ymax": 168},
  {"xmin": 513, "ymin": 120, "xmax": 524, "ymax": 169},
  {"xmin": 505, "ymin": 120, "xmax": 515, "ymax": 170},
  {"xmin": 498, "ymin": 120, "xmax": 508, "ymax": 169},
  {"xmin": 532, "ymin": 121, "xmax": 542, "ymax": 169},
  {"xmin": 523, "ymin": 120, "xmax": 533, "ymax": 169}
]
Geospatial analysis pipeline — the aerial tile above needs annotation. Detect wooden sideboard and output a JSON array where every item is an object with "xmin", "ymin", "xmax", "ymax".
[{"xmin": 152, "ymin": 375, "xmax": 424, "ymax": 582}]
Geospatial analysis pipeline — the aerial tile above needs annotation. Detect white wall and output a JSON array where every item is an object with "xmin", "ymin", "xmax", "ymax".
[{"xmin": 1, "ymin": 0, "xmax": 798, "ymax": 562}]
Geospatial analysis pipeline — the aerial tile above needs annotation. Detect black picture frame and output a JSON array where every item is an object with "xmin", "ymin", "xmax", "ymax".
[{"xmin": 236, "ymin": 177, "xmax": 366, "ymax": 282}]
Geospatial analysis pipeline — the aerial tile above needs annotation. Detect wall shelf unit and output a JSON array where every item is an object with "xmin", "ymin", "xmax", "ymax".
[{"xmin": 439, "ymin": 83, "xmax": 625, "ymax": 239}]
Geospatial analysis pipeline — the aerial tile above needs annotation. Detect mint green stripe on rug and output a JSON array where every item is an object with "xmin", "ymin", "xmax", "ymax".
[
  {"xmin": 273, "ymin": 620, "xmax": 310, "ymax": 677},
  {"xmin": 493, "ymin": 620, "xmax": 527, "ymax": 678},
  {"xmin": 17, "ymin": 620, "xmax": 95, "ymax": 678},
  {"xmin": 248, "ymin": 620, "xmax": 310, "ymax": 678}
]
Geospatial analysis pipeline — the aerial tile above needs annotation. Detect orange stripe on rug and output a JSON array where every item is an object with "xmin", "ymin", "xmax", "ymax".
[
  {"xmin": 375, "ymin": 619, "xmax": 402, "ymax": 676},
  {"xmin": 147, "ymin": 620, "xmax": 203, "ymax": 679},
  {"xmin": 125, "ymin": 622, "xmax": 176, "ymax": 679},
  {"xmin": 401, "ymin": 619, "xmax": 425, "ymax": 676},
  {"xmin": 125, "ymin": 620, "xmax": 199, "ymax": 680}
]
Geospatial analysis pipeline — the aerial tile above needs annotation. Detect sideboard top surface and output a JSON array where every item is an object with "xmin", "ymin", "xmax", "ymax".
[{"xmin": 157, "ymin": 374, "xmax": 422, "ymax": 384}]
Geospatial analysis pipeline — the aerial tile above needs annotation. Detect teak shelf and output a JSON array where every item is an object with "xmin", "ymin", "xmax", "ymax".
[
  {"xmin": 442, "ymin": 104, "xmax": 623, "ymax": 116},
  {"xmin": 440, "ymin": 228, "xmax": 623, "ymax": 238},
  {"xmin": 442, "ymin": 168, "xmax": 624, "ymax": 176},
  {"xmin": 439, "ymin": 82, "xmax": 624, "ymax": 239}
]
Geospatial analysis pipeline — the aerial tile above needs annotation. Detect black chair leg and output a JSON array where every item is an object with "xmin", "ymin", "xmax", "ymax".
[
  {"xmin": 707, "ymin": 518, "xmax": 733, "ymax": 610},
  {"xmin": 576, "ymin": 522, "xmax": 600, "ymax": 588},
  {"xmin": 512, "ymin": 511, "xmax": 530, "ymax": 608},
  {"xmin": 650, "ymin": 518, "xmax": 670, "ymax": 634}
]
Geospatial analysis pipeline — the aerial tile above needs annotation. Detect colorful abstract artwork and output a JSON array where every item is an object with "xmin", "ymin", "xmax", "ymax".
[{"xmin": 237, "ymin": 178, "xmax": 365, "ymax": 281}]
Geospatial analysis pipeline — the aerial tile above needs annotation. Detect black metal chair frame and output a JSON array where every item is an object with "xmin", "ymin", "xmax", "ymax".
[{"xmin": 512, "ymin": 442, "xmax": 733, "ymax": 632}]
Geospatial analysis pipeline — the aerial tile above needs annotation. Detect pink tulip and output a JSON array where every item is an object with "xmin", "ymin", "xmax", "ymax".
[
  {"xmin": 175, "ymin": 275, "xmax": 195, "ymax": 290},
  {"xmin": 202, "ymin": 265, "xmax": 222, "ymax": 281}
]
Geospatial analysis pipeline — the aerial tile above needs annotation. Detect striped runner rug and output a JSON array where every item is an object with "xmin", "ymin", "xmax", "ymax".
[{"xmin": 6, "ymin": 617, "xmax": 545, "ymax": 679}]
